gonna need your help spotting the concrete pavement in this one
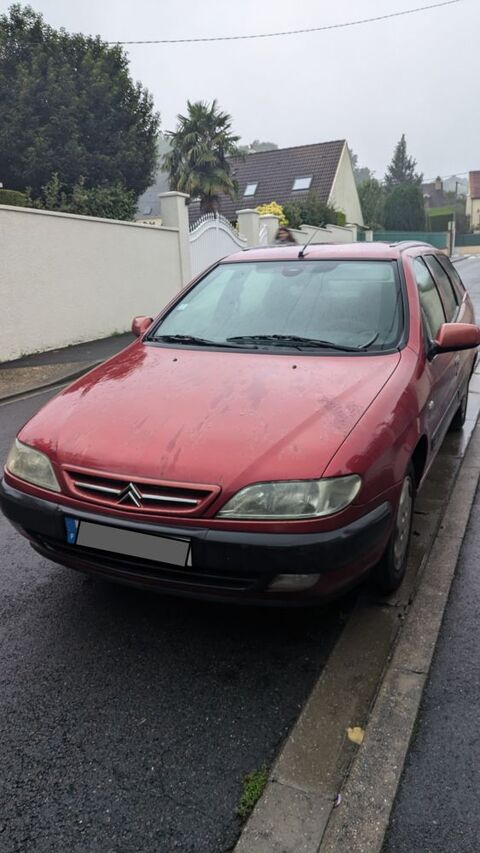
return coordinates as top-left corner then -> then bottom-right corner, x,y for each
384,482 -> 480,852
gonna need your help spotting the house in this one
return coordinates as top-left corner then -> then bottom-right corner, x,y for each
467,172 -> 480,232
137,139 -> 364,227
422,177 -> 446,209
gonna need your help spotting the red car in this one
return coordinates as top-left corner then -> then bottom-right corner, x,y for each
2,242 -> 479,604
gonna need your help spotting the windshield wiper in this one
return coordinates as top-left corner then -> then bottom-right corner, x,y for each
227,334 -> 379,352
150,334 -> 255,349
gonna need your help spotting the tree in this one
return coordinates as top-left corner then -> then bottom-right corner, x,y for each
0,5 -> 159,205
384,185 -> 426,230
164,99 -> 241,213
348,148 -> 373,186
238,139 -> 278,154
384,134 -> 423,191
358,178 -> 385,229
284,190 -> 340,229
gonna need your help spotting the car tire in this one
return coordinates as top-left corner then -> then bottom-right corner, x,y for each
373,463 -> 415,595
449,391 -> 468,432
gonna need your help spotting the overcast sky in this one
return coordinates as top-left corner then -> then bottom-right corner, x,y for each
11,0 -> 477,180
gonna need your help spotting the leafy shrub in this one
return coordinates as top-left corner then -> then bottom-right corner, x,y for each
0,188 -> 27,206
27,174 -> 136,221
255,201 -> 288,225
284,190 -> 339,229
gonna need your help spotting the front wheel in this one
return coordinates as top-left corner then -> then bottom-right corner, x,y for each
373,465 -> 415,594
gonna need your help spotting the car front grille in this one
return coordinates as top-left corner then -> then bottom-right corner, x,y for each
62,468 -> 219,517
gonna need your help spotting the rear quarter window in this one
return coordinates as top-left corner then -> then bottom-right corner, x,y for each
413,257 -> 445,339
424,255 -> 458,322
437,255 -> 467,302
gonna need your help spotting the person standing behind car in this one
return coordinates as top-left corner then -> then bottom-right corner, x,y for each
274,226 -> 297,245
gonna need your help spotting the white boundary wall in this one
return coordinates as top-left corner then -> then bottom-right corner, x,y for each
0,203 -> 185,363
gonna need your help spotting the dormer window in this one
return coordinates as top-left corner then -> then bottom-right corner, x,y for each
292,176 -> 312,191
244,182 -> 258,196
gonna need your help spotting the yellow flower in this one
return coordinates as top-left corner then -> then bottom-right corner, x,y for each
255,201 -> 288,226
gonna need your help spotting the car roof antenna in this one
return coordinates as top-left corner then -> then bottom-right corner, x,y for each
298,227 -> 323,258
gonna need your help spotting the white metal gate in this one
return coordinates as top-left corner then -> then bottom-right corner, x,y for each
189,213 -> 247,277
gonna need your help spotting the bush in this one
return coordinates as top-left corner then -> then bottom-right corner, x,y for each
284,190 -> 340,229
0,188 -> 27,206
255,201 -> 288,225
27,174 -> 136,221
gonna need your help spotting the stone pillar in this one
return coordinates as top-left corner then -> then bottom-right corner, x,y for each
236,209 -> 260,247
364,229 -> 374,242
159,191 -> 191,285
259,214 -> 280,244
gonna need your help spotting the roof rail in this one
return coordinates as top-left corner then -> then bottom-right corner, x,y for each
389,240 -> 436,251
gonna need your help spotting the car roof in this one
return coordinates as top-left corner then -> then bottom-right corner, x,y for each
220,241 -> 438,264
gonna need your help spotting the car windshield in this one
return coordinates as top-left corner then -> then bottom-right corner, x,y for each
150,260 -> 403,352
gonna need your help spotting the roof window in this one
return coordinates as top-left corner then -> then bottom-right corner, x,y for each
292,176 -> 312,191
244,182 -> 258,196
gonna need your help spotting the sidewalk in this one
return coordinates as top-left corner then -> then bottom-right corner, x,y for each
384,482 -> 480,852
0,333 -> 133,401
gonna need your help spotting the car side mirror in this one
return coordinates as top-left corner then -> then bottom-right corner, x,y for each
131,316 -> 153,338
430,322 -> 480,358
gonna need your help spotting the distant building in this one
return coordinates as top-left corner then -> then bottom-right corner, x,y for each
467,172 -> 480,232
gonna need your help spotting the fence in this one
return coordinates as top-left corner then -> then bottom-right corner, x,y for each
189,213 -> 247,277
370,231 -> 448,249
455,234 -> 480,247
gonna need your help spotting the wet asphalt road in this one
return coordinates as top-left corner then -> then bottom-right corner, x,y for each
0,391 -> 349,853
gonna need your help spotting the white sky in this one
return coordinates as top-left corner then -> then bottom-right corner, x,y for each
9,0 -> 478,180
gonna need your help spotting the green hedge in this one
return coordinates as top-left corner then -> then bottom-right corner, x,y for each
0,188 -> 27,207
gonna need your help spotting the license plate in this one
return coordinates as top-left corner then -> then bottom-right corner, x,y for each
65,518 -> 191,567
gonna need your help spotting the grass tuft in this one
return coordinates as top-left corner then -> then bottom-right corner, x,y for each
236,764 -> 269,821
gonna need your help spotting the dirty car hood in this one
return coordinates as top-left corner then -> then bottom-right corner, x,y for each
19,342 -> 401,488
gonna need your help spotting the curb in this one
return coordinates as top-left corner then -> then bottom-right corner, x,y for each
0,361 -> 100,405
234,408 -> 480,853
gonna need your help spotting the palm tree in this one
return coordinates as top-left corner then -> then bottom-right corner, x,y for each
163,100 -> 241,214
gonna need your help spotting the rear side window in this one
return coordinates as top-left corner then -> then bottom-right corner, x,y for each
424,255 -> 458,321
414,258 -> 445,338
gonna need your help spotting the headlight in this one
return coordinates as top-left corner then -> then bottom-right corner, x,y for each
6,439 -> 61,492
217,475 -> 362,520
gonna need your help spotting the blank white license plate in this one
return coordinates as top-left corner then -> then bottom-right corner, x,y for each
75,521 -> 191,567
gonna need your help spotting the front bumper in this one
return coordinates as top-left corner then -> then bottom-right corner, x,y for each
0,478 -> 392,604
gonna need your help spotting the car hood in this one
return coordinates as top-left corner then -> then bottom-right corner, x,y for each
19,342 -> 401,489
